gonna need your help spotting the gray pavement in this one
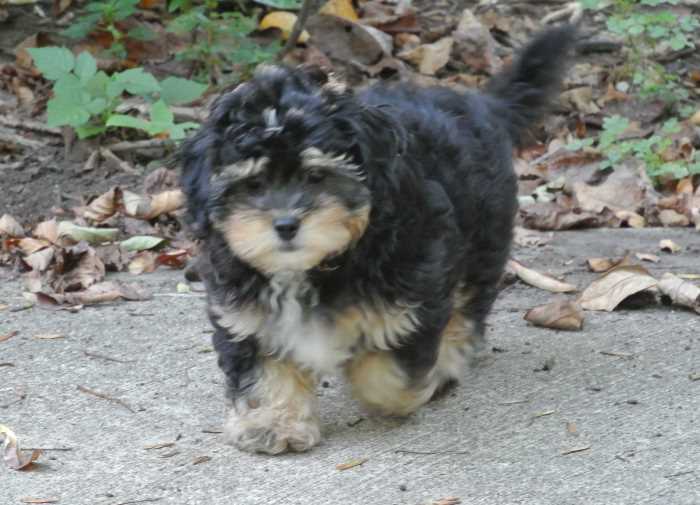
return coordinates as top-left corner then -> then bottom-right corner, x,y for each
1,228 -> 699,505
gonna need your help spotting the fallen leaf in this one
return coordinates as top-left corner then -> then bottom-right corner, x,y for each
320,0 -> 358,21
561,445 -> 590,455
0,214 -> 25,237
579,264 -> 658,311
33,334 -> 64,340
19,499 -> 59,504
120,235 -> 165,252
635,252 -> 660,263
431,498 -> 461,505
57,222 -> 120,245
689,373 -> 700,381
192,455 -> 211,465
176,282 -> 191,293
122,190 -> 185,220
128,251 -> 158,274
451,8 -> 501,74
22,269 -> 43,293
0,424 -> 42,470
518,202 -> 615,230
513,227 -> 553,247
398,36 -> 453,75
566,421 -> 578,435
658,209 -> 690,227
156,249 -> 189,269
17,237 -> 51,255
657,273 -> 700,314
336,457 -> 368,470
144,442 -> 175,450
143,167 -> 179,194
659,239 -> 681,253
0,331 -> 18,343
306,14 -> 392,66
23,247 -> 55,272
259,11 -> 310,43
39,281 -> 151,306
586,255 -> 631,273
81,187 -> 122,222
50,244 -> 105,292
33,219 -> 58,243
508,260 -> 577,293
95,244 -> 131,272
524,298 -> 584,331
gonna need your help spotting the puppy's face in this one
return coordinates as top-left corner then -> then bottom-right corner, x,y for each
209,147 -> 371,275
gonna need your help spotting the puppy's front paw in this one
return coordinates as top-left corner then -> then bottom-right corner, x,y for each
224,409 -> 321,455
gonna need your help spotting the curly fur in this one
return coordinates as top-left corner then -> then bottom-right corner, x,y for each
180,25 -> 576,454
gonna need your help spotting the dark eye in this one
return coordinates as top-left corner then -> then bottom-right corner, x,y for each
245,177 -> 264,191
307,171 -> 327,184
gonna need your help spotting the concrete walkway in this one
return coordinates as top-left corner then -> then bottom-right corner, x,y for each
1,228 -> 699,505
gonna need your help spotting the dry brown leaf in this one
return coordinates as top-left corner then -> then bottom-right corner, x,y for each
398,36 -> 453,75
524,298 -> 584,331
50,244 -> 105,293
614,210 -> 646,229
336,457 -> 368,470
18,237 -> 51,255
0,331 -> 18,343
579,264 -> 658,311
144,442 -> 175,450
560,87 -> 600,114
22,269 -> 43,293
659,239 -> 681,253
508,260 -> 577,293
259,11 -> 310,43
96,244 -> 131,272
82,187 -> 122,222
518,202 -> 615,230
431,498 -> 461,505
192,455 -> 212,465
156,249 -> 190,269
39,281 -> 151,306
635,252 -> 660,263
1,424 -> 42,470
0,214 -> 25,237
33,219 -> 58,243
23,247 -> 55,272
451,8 -> 501,74
143,167 -> 179,195
658,209 -> 690,227
513,227 -> 553,247
20,499 -> 59,504
566,421 -> 578,435
128,251 -> 158,274
122,190 -> 184,220
306,14 -> 392,66
586,255 -> 630,273
657,273 -> 700,314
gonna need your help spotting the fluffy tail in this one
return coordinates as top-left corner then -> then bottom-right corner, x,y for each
485,25 -> 577,145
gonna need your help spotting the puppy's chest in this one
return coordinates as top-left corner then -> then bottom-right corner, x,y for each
215,275 -> 418,375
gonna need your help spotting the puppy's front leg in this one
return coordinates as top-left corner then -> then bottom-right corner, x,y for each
212,326 -> 321,454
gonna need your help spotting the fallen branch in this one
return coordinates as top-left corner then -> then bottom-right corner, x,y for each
0,116 -> 62,136
279,0 -> 324,58
107,139 -> 174,154
100,148 -> 141,175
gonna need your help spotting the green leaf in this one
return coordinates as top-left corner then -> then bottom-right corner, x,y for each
106,114 -> 151,131
85,71 -> 111,98
120,235 -> 165,251
75,124 -> 107,139
251,0 -> 301,9
47,98 -> 91,128
167,10 -> 203,34
113,68 -> 161,96
159,77 -> 207,105
168,0 -> 190,12
74,52 -> 98,83
27,47 -> 75,80
127,25 -> 157,41
149,99 -> 173,124
86,97 -> 109,115
61,14 -> 101,39
57,222 -> 120,243
662,118 -> 681,134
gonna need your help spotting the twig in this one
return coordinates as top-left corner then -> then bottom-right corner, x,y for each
115,499 -> 163,505
99,148 -> 141,175
107,139 -> 174,154
278,0 -> 323,59
77,385 -> 136,413
664,470 -> 695,479
599,351 -> 634,359
83,350 -> 134,363
0,116 -> 62,136
0,130 -> 46,150
24,447 -> 73,452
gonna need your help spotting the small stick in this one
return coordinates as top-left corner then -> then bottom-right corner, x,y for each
278,0 -> 323,59
0,116 -> 62,136
116,499 -> 163,505
24,447 -> 73,452
99,148 -> 141,175
107,139 -> 174,153
77,385 -> 135,413
395,450 -> 470,455
83,350 -> 133,363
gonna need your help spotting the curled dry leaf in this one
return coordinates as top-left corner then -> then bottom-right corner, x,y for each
259,11 -> 310,43
82,187 -> 122,222
659,239 -> 681,253
23,247 -> 55,272
586,255 -> 630,273
0,214 -> 25,237
1,424 -> 42,470
508,260 -> 577,293
524,298 -> 584,331
658,209 -> 690,227
398,36 -> 454,75
156,249 -> 189,269
657,273 -> 700,314
306,14 -> 392,66
18,237 -> 51,255
120,235 -> 165,252
579,264 -> 658,311
128,251 -> 158,274
319,0 -> 358,21
122,190 -> 185,220
33,219 -> 58,243
39,281 -> 151,306
635,252 -> 660,263
336,457 -> 368,470
51,244 -> 106,293
431,498 -> 461,505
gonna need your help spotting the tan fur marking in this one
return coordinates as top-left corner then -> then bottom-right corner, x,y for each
224,359 -> 320,454
220,157 -> 269,180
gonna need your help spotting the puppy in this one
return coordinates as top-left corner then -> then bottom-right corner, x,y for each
181,25 -> 576,454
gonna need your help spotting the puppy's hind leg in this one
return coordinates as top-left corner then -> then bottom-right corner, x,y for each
212,326 -> 321,454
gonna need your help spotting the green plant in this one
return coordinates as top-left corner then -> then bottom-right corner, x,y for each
28,47 -> 206,140
167,3 -> 280,84
61,0 -> 155,59
582,0 -> 699,104
568,115 -> 700,182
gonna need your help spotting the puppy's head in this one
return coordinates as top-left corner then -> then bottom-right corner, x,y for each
181,65 -> 400,275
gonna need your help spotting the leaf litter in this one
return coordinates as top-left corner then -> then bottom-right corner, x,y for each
1,424 -> 42,470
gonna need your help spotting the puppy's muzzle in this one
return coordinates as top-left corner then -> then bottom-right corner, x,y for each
273,216 -> 300,241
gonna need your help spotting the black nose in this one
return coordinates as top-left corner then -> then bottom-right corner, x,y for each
273,216 -> 300,241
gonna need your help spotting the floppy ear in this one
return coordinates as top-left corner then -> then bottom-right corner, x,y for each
180,126 -> 220,238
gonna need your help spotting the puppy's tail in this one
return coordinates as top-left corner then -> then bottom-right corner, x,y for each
485,25 -> 577,145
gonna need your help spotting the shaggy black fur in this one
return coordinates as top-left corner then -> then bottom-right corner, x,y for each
181,25 -> 576,419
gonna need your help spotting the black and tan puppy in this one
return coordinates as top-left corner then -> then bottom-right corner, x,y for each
181,25 -> 576,454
